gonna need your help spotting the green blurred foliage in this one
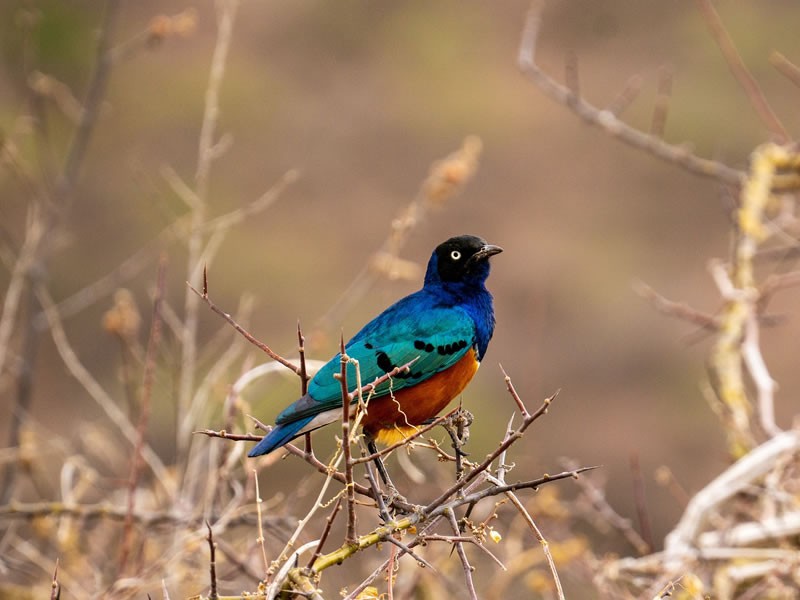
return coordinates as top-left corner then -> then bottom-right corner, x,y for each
1,1 -> 96,85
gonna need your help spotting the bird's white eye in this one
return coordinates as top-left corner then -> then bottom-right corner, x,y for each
450,250 -> 462,261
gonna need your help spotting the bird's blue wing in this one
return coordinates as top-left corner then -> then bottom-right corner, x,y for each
274,297 -> 476,426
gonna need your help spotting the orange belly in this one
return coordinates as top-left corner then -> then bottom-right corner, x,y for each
361,348 -> 479,445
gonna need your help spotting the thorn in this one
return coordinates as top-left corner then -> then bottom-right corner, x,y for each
50,558 -> 60,600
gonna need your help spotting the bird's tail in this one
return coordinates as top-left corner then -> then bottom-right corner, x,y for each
247,417 -> 313,457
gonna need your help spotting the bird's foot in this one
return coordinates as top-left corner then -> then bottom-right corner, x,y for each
383,484 -> 408,508
375,486 -> 417,523
441,407 -> 474,481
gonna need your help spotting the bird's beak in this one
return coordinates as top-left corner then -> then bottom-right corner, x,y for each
469,244 -> 503,264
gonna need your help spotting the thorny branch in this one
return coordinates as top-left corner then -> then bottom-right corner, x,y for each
189,267 -> 302,375
206,522 -> 218,600
339,341 -> 358,546
0,499 -> 287,530
446,507 -> 478,600
50,558 -> 60,600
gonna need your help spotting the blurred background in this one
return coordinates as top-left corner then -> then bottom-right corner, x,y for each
2,0 -> 800,597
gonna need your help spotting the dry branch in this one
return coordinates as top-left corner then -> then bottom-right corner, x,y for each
517,0 -> 745,186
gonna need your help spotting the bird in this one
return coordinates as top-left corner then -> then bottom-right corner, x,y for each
248,234 -> 502,460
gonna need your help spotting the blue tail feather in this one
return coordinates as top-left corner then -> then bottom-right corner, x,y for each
248,417 -> 313,457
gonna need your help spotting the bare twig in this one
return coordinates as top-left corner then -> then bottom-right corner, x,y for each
297,321 -> 314,455
0,499 -> 287,530
189,268 -> 302,375
606,74 -> 645,117
253,469 -> 270,577
59,0 -> 121,191
306,495 -> 344,570
287,569 -> 326,600
650,65 -> 673,138
202,426 -> 376,498
564,49 -> 580,99
118,256 -> 166,575
489,473 -> 565,600
387,543 -> 396,600
0,208 -> 45,504
360,440 -> 393,523
385,535 -> 436,570
339,340 -> 358,545
491,425 -> 564,598
694,0 -> 789,142
298,321 -> 310,395
206,521 -> 219,600
343,557 -> 392,600
0,207 -> 45,381
629,452 -> 654,554
742,312 -> 780,437
215,537 -> 263,582
267,454 -> 346,590
770,51 -> 800,88
499,364 -> 529,417
50,558 -> 60,600
36,168 -> 295,328
634,281 -> 718,332
35,286 -> 173,497
562,457 -> 649,555
446,508 -> 478,600
758,270 -> 800,311
196,430 -> 264,443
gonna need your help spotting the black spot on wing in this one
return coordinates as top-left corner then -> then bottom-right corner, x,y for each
376,349 -> 417,380
437,340 -> 469,356
376,351 -> 393,373
414,340 -> 435,353
364,342 -> 374,349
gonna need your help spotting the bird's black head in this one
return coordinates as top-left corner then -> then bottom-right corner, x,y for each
424,235 -> 503,286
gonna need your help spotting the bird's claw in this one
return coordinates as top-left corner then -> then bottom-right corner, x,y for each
384,485 -> 408,507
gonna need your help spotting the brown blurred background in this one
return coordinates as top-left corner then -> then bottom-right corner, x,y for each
2,0 -> 800,594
